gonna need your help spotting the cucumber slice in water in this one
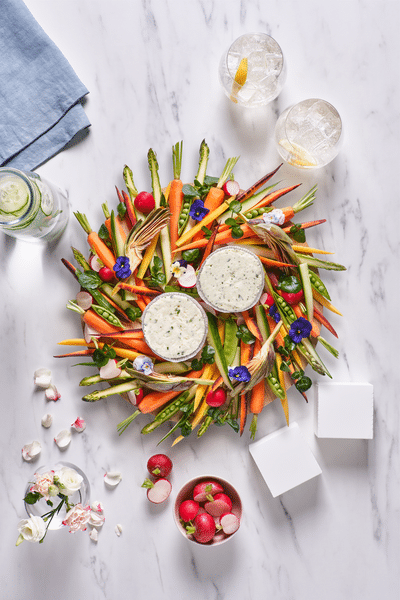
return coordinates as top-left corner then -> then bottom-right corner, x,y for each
34,179 -> 53,216
0,177 -> 30,215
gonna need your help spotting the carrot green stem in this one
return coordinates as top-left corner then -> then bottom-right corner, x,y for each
292,185 -> 317,213
217,156 -> 240,188
73,211 -> 92,234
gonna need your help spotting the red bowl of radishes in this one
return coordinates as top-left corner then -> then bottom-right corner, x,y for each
174,475 -> 242,546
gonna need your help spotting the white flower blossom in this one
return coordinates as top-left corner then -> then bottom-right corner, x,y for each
54,466 -> 83,496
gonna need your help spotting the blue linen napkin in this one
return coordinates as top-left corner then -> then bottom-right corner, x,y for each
0,0 -> 90,170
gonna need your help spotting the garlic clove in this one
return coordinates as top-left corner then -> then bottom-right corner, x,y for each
34,368 -> 52,389
54,429 -> 72,449
22,440 -> 41,462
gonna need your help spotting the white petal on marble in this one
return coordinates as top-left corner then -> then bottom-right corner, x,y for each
104,471 -> 122,487
53,429 -> 72,449
41,413 -> 53,428
21,441 -> 41,462
33,368 -> 52,388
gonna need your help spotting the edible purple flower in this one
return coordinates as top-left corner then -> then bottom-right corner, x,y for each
113,256 -> 132,279
189,199 -> 209,221
228,366 -> 251,383
289,317 -> 312,344
268,304 -> 281,323
133,355 -> 154,375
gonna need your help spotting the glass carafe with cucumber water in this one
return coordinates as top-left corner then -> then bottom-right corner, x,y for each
0,168 -> 69,241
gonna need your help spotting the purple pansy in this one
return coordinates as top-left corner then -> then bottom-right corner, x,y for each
289,317 -> 312,344
228,366 -> 251,383
268,303 -> 281,323
113,256 -> 132,279
189,199 -> 209,221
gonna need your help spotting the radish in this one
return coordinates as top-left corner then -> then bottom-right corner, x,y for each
99,266 -> 114,282
204,492 -> 232,517
76,291 -> 93,310
179,499 -> 200,522
134,191 -> 155,214
206,388 -> 226,408
222,180 -> 240,197
147,454 -> 173,478
89,254 -> 103,272
193,480 -> 223,503
99,359 -> 122,379
142,478 -> 172,504
189,513 -> 216,544
177,264 -> 197,288
220,512 -> 240,535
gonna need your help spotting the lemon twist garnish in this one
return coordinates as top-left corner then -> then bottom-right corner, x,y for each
230,57 -> 248,103
279,140 -> 318,168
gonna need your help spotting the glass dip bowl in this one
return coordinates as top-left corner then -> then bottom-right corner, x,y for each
196,246 -> 265,313
142,292 -> 208,362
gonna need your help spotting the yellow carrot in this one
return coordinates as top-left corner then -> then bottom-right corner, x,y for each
175,201 -> 230,247
292,245 -> 333,255
137,232 -> 160,279
276,353 -> 289,426
312,288 -> 343,316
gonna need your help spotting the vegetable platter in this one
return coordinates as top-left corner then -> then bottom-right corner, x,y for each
57,140 -> 345,443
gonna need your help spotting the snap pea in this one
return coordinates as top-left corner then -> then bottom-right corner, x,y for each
197,414 -> 213,437
140,388 -> 195,434
90,289 -> 117,313
91,304 -> 123,328
178,197 -> 195,235
244,206 -> 272,219
309,271 -> 331,300
266,370 -> 286,400
273,293 -> 297,324
223,318 -> 239,365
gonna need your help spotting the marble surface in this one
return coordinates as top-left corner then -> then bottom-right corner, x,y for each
1,1 -> 399,598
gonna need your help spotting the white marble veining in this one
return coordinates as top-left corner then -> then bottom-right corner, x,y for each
1,0 -> 399,598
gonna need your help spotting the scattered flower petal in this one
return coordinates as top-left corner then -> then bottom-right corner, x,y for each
45,384 -> 61,402
133,355 -> 154,375
71,417 -> 86,433
104,471 -> 122,487
34,368 -> 52,389
89,528 -> 99,542
115,524 -> 123,537
41,413 -> 53,428
91,501 -> 105,514
22,441 -> 41,462
89,511 -> 105,528
54,429 -> 72,449
99,359 -> 122,380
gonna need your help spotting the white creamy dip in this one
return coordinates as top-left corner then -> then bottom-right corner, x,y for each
142,293 -> 207,361
197,246 -> 264,312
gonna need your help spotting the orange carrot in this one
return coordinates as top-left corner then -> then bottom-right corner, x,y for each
242,310 -> 262,341
173,223 -> 255,253
199,223 -> 220,267
312,305 -> 338,338
266,315 -> 286,349
83,309 -> 123,335
258,255 -> 296,269
239,392 -> 248,436
169,180 -> 183,251
250,379 -> 265,415
204,186 -> 225,213
74,212 -> 116,271
54,349 -> 95,358
91,329 -> 144,340
114,282 -> 161,296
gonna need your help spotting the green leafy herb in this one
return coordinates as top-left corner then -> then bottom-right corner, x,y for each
98,223 -> 110,240
182,184 -> 199,198
190,358 -> 203,371
201,226 -> 213,239
290,224 -> 306,243
125,307 -> 142,321
236,324 -> 256,344
117,202 -> 127,218
150,256 -> 166,286
295,375 -> 312,392
201,344 -> 215,364
92,344 -> 116,369
76,270 -> 102,291
182,248 -> 201,263
228,200 -> 242,214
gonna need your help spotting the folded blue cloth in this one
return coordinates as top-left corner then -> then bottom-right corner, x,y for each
0,0 -> 90,170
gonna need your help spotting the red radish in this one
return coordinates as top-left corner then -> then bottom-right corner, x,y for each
220,512 -> 240,535
99,266 -> 115,282
281,290 -> 304,305
204,492 -> 232,517
99,358 -> 122,379
260,292 -> 274,307
147,454 -> 173,478
206,388 -> 226,408
134,191 -> 155,214
177,264 -> 197,288
89,254 -> 103,272
193,480 -> 223,503
190,513 -> 216,544
222,180 -> 240,197
126,387 -> 144,405
143,478 -> 172,504
179,499 -> 200,522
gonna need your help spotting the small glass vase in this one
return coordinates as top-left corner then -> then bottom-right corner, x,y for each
24,462 -> 90,530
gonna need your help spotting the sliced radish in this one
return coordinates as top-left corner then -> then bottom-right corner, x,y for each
99,359 -> 122,379
222,180 -> 240,197
84,323 -> 99,344
126,388 -> 144,405
89,254 -> 103,272
204,493 -> 232,517
76,291 -> 93,310
193,480 -> 224,503
178,264 -> 197,288
146,478 -> 172,504
220,512 -> 240,535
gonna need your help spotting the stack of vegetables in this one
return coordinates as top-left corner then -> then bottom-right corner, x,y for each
57,140 -> 345,442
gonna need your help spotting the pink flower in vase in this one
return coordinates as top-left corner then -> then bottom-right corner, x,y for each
62,503 -> 91,533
